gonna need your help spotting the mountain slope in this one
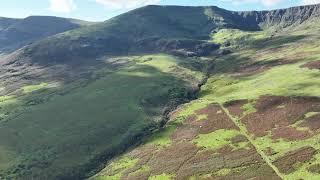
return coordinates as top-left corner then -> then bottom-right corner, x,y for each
12,4 -> 320,63
0,4 -> 319,180
0,16 -> 92,52
0,17 -> 20,30
93,12 -> 320,180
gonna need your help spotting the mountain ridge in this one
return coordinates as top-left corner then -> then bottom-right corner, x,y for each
13,3 -> 320,65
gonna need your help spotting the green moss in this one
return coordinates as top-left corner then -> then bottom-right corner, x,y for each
149,173 -> 174,180
193,129 -> 241,150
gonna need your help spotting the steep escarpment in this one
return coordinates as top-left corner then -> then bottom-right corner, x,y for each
259,3 -> 320,28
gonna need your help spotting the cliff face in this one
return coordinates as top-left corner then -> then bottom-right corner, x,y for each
236,4 -> 320,29
262,4 -> 320,28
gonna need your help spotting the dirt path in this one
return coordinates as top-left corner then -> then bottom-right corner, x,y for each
220,104 -> 285,179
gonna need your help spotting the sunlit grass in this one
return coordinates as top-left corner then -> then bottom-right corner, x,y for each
193,129 -> 241,150
22,83 -> 49,93
145,125 -> 176,147
201,62 -> 320,103
148,173 -> 174,180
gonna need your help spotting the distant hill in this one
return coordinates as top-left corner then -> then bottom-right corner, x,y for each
18,4 -> 320,64
0,16 -> 92,52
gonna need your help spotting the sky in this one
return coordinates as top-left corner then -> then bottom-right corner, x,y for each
0,0 -> 320,22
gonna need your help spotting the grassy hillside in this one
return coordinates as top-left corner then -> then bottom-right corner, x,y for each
92,14 -> 320,180
0,54 -> 209,179
0,4 -> 320,180
0,16 -> 91,52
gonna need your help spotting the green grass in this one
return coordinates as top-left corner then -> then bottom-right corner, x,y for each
201,62 -> 320,103
0,54 -> 205,179
193,129 -> 241,150
22,83 -> 49,93
145,125 -> 176,147
128,165 -> 151,177
196,114 -> 208,121
214,168 -> 232,176
211,29 -> 269,48
110,156 -> 138,172
305,112 -> 320,118
149,173 -> 174,180
253,132 -> 320,161
172,100 -> 211,124
3,8 -> 320,180
93,156 -> 139,180
241,101 -> 257,115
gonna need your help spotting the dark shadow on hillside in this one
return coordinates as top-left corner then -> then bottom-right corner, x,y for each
0,64 -> 199,180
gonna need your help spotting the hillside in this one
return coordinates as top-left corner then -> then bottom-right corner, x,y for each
0,16 -> 92,52
0,4 -> 320,180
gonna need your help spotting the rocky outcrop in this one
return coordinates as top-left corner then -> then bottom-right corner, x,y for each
236,4 -> 320,29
